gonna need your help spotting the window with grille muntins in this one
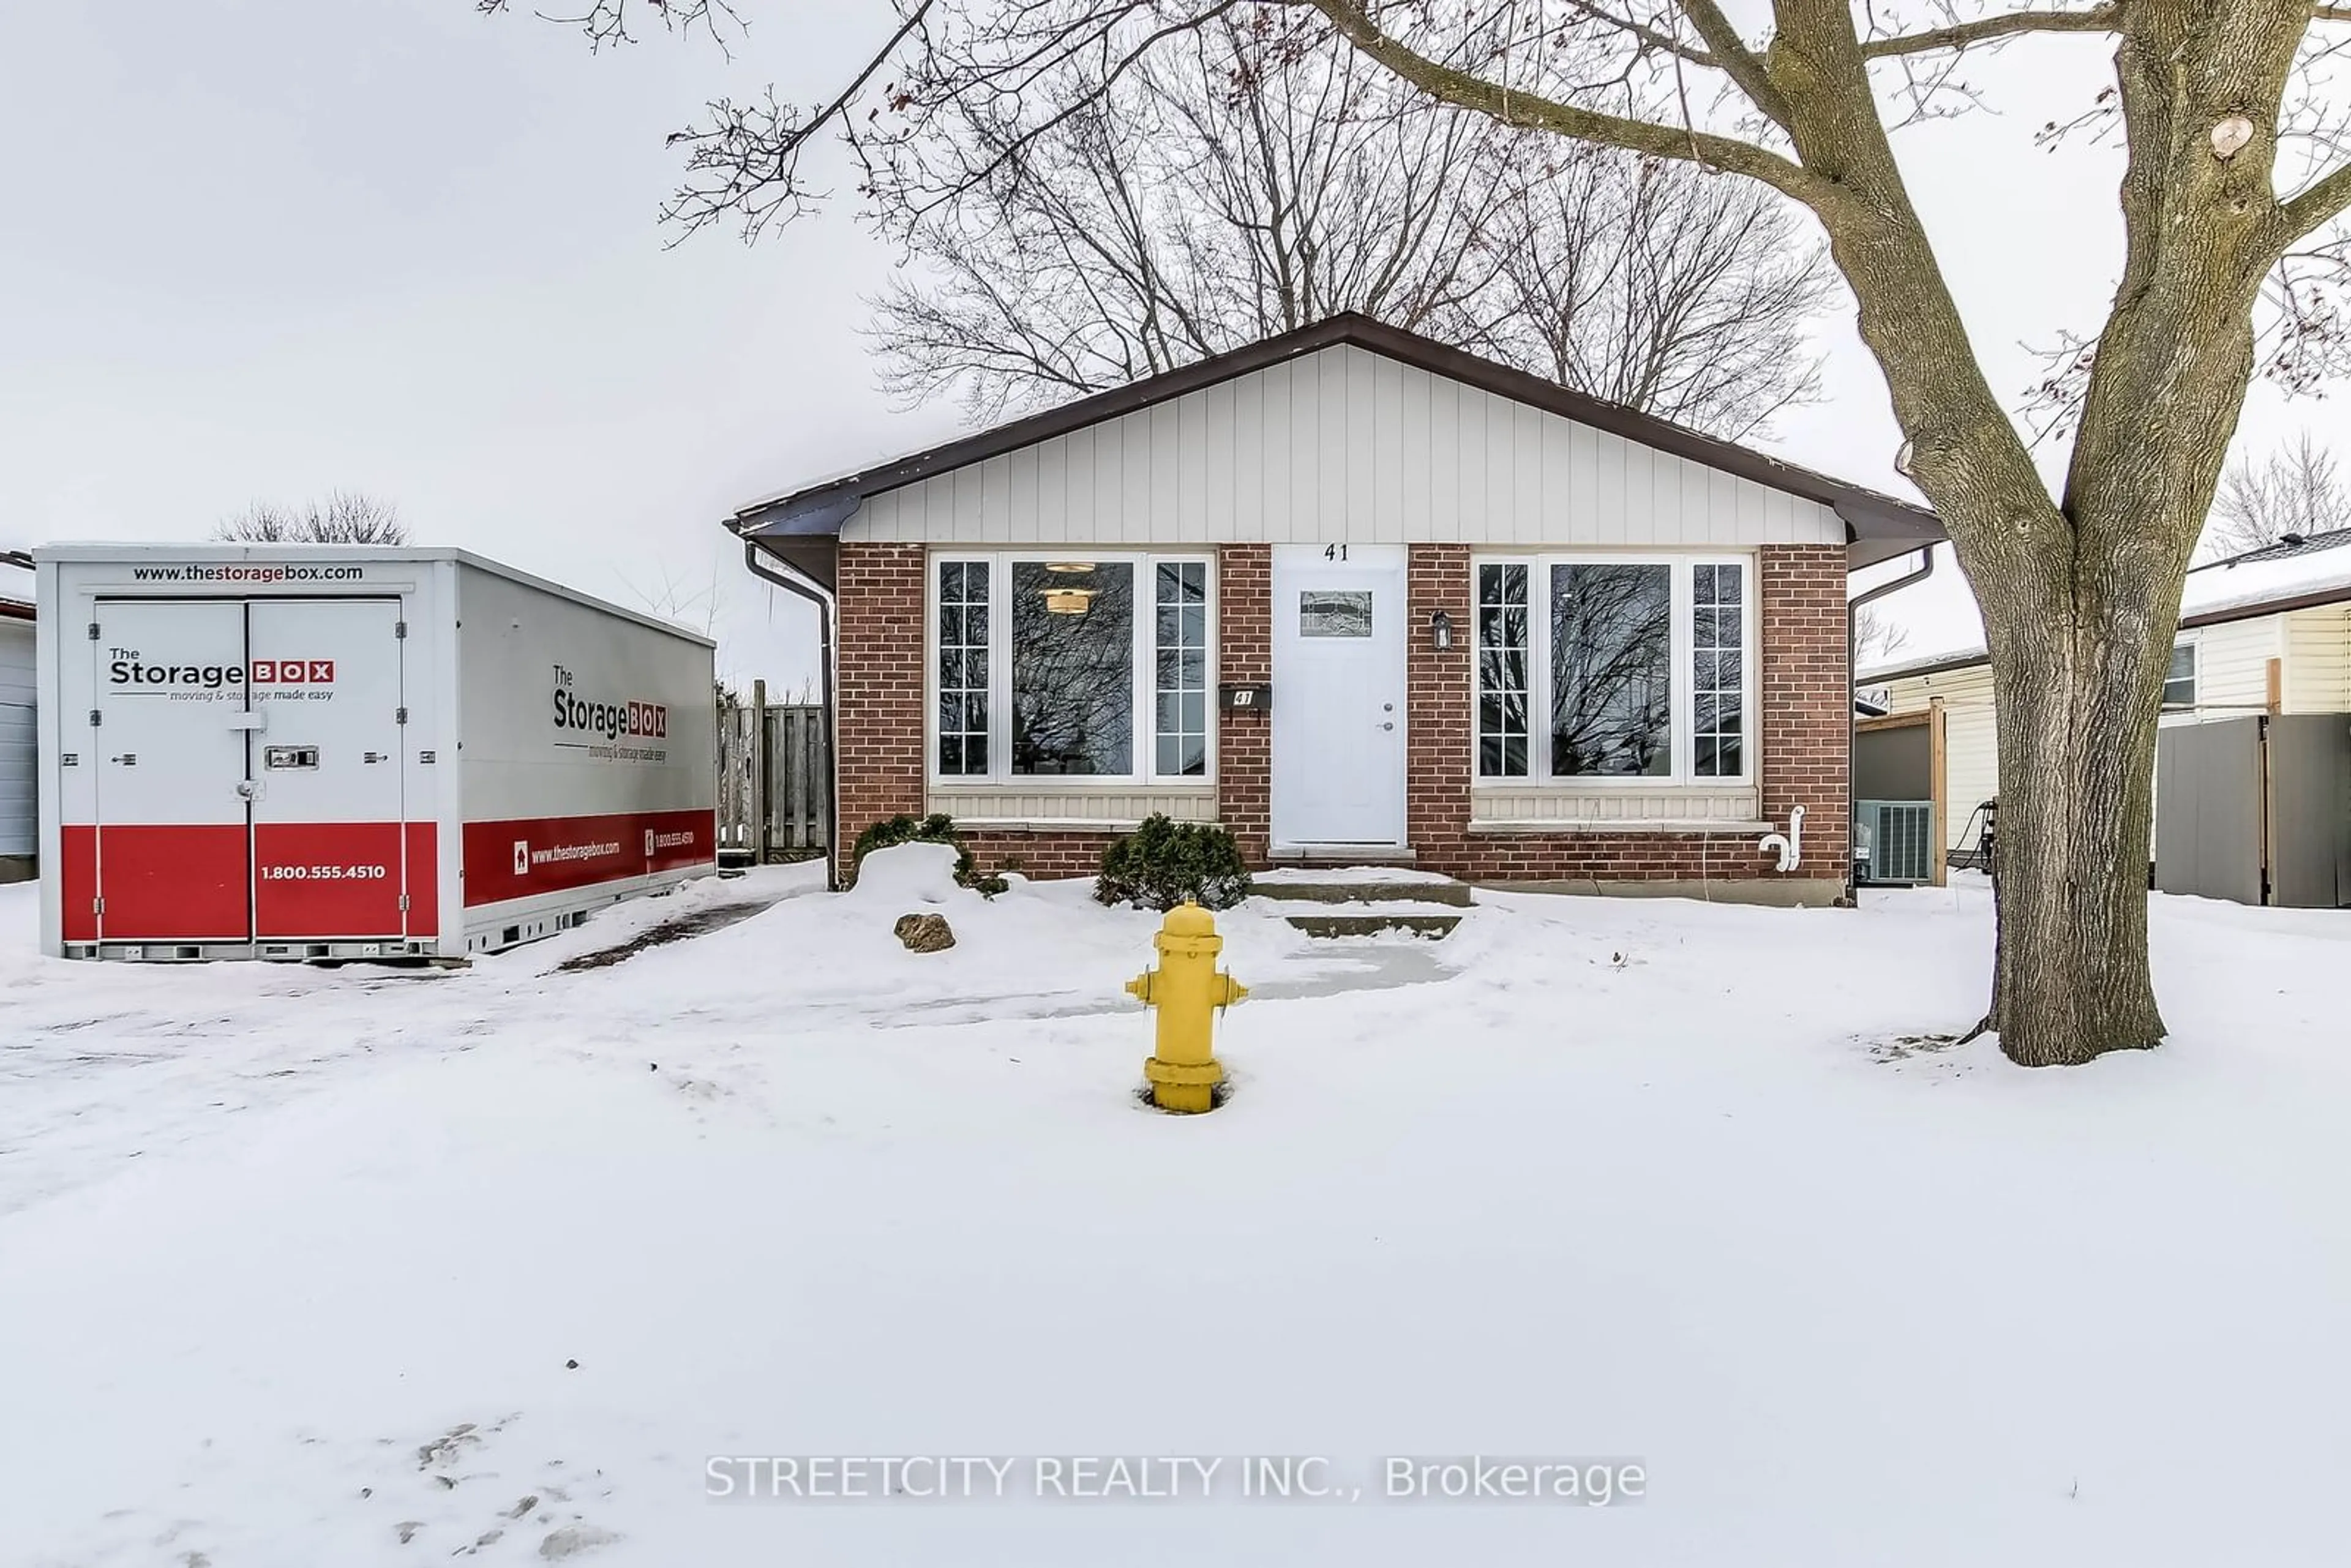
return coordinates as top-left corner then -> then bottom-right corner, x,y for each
1690,563 -> 1746,778
929,552 -> 1213,785
936,560 -> 990,776
1477,563 -> 1530,777
1469,554 -> 1754,786
1156,562 -> 1210,776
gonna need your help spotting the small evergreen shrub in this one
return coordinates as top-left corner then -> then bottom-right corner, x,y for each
1095,814 -> 1253,912
851,812 -> 1007,896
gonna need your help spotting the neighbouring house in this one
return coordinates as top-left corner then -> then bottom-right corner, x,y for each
730,315 -> 1944,905
1863,527 -> 2351,906
1,553 -> 34,883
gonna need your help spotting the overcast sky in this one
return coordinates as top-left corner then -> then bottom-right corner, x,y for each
1,2 -> 2334,688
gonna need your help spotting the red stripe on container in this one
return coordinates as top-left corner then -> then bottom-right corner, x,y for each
460,809 -> 715,908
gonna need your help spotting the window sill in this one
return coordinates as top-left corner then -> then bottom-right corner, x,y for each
929,779 -> 1217,792
947,818 -> 1147,834
926,783 -> 1220,830
1471,780 -> 1757,792
1468,819 -> 1772,836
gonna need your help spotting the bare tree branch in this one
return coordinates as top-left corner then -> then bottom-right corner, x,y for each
661,1 -> 937,241
2276,158 -> 2351,244
214,492 -> 407,546
872,24 -> 1832,436
2204,432 -> 2351,558
1670,0 -> 1793,124
1297,0 -> 1834,204
1858,4 -> 2121,60
475,0 -> 744,55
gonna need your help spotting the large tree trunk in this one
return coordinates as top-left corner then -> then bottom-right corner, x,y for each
1979,569 -> 2176,1067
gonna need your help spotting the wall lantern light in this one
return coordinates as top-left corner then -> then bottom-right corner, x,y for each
1430,609 -> 1455,651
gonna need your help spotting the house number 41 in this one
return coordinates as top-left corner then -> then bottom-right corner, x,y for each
1322,544 -> 1348,561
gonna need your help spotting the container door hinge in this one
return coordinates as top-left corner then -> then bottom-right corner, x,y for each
395,620 -> 408,639
88,621 -> 100,640
398,893 -> 410,912
396,707 -> 408,725
88,708 -> 101,727
92,896 -> 105,915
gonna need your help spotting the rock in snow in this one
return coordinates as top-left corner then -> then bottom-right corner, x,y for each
538,1524 -> 621,1559
893,912 -> 956,953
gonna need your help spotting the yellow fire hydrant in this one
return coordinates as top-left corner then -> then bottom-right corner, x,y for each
1126,901 -> 1248,1112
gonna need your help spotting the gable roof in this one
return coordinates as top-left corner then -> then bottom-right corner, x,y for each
729,313 -> 1942,563
1862,527 -> 2351,683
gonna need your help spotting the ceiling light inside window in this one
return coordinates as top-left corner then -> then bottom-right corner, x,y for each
1045,561 -> 1096,574
1042,586 -> 1098,615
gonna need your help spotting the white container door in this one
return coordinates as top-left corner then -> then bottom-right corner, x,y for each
88,599 -> 257,942
246,598 -> 413,942
1270,545 -> 1409,848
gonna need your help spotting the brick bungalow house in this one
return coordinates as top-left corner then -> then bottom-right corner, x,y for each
730,315 -> 1941,905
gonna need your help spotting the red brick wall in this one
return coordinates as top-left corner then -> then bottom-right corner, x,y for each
831,540 -> 1849,892
1407,546 -> 1475,857
1216,544 -> 1273,866
1401,542 -> 1850,887
1758,544 -> 1852,883
957,830 -> 1122,880
833,542 -> 927,885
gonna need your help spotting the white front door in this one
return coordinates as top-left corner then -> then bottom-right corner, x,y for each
1271,545 -> 1408,847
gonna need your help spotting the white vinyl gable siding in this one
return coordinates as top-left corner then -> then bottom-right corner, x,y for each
2170,618 -> 2283,720
0,618 -> 35,857
846,345 -> 1847,549
2282,604 -> 2351,711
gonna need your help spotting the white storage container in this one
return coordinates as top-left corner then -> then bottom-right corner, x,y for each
33,545 -> 716,960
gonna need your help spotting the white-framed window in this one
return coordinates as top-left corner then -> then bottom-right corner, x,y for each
1474,553 -> 1757,784
2162,639 -> 2197,711
929,550 -> 1215,785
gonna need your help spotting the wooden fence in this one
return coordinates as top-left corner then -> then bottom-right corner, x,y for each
718,696 -> 828,860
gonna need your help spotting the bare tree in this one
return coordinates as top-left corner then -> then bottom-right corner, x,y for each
214,491 -> 407,545
1854,606 -> 1911,673
2205,432 -> 2351,559
869,20 -> 1832,436
497,0 -> 2351,1068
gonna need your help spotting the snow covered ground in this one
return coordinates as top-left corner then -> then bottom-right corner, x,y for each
4,857 -> 2349,1566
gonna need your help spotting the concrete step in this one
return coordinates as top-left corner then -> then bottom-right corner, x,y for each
1254,878 -> 1475,907
1283,910 -> 1464,940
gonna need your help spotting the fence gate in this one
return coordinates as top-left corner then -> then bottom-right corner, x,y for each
716,699 -> 828,862
2157,713 -> 2351,909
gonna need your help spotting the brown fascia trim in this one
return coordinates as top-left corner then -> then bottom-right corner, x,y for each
729,313 -> 1944,551
1859,579 -> 2351,687
2180,582 -> 2351,629
0,599 -> 34,622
